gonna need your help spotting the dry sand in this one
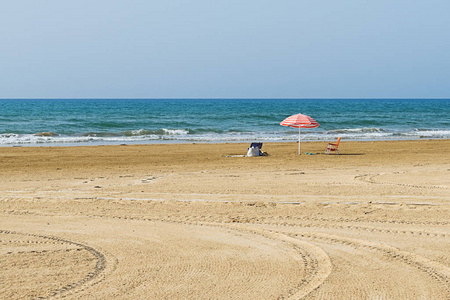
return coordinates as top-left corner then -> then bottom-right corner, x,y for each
0,140 -> 449,299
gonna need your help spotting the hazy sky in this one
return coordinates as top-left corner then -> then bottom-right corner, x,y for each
1,1 -> 449,98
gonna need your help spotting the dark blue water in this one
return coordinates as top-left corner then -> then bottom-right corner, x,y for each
0,99 -> 448,146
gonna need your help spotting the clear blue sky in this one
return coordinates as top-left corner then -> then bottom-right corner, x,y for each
1,1 -> 449,99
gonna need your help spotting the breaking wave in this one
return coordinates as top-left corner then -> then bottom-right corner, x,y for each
1,127 -> 449,147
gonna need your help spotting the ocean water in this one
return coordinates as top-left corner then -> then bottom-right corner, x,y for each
0,99 -> 449,146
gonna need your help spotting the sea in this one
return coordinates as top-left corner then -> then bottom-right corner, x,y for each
0,99 -> 449,147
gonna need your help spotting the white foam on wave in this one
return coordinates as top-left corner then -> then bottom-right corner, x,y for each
161,128 -> 189,135
0,133 -> 159,146
401,129 -> 450,138
129,129 -> 150,136
1,127 -> 449,147
327,127 -> 386,134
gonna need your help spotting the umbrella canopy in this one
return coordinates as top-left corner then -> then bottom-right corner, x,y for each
280,113 -> 319,155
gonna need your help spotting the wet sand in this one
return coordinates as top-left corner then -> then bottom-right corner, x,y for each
1,140 -> 449,299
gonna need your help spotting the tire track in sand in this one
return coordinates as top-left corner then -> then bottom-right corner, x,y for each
73,212 -> 450,298
355,172 -> 448,190
2,203 -> 448,299
282,230 -> 450,296
219,224 -> 333,299
0,230 -> 115,299
71,213 -> 333,299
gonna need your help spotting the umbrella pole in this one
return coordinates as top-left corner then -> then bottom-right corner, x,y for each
298,127 -> 301,155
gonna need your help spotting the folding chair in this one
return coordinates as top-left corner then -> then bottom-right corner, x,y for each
325,137 -> 341,155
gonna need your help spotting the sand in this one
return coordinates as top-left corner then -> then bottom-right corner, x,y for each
0,140 -> 449,299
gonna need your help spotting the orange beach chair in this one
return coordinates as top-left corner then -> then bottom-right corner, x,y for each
325,137 -> 341,155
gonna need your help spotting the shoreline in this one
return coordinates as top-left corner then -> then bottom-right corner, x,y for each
1,136 -> 449,148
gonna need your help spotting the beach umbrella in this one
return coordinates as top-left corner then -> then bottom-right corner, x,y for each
280,113 -> 319,155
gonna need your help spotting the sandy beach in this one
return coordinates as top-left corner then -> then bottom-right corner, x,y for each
1,139 -> 449,299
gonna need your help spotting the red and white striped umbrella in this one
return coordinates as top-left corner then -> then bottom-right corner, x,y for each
280,113 -> 319,155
